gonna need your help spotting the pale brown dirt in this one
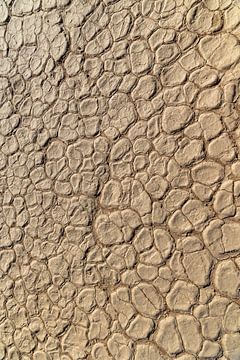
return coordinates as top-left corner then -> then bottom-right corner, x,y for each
0,0 -> 240,359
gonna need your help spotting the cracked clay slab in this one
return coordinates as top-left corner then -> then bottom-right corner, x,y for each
0,0 -> 240,359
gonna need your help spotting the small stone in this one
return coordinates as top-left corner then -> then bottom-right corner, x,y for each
0,58 -> 12,76
199,33 -> 240,70
139,247 -> 162,267
199,112 -> 223,140
180,49 -> 205,71
0,0 -> 8,22
196,87 -> 222,110
97,72 -> 121,97
12,0 -> 36,15
155,43 -> 180,67
222,333 -> 240,360
190,66 -> 219,88
107,333 -> 132,360
168,210 -> 193,234
145,175 -> 168,199
175,139 -> 204,166
134,343 -> 163,360
132,75 -> 156,100
223,302 -> 240,333
100,180 -> 122,209
178,29 -> 197,51
155,316 -> 183,356
186,3 -> 222,34
132,282 -> 164,318
14,327 -> 36,353
224,6 -> 240,30
213,190 -> 235,218
130,40 -> 153,75
131,180 -> 152,216
85,30 -> 112,56
177,314 -> 202,354
166,280 -> 199,312
214,259 -> 240,298
126,315 -> 154,339
162,105 -> 193,134
111,287 -> 135,328
95,215 -> 124,246
62,325 -> 88,359
192,183 -> 213,202
177,235 -> 203,253
109,10 -> 132,41
88,309 -> 110,340
154,228 -> 173,259
47,140 -> 65,160
0,342 -> 5,360
161,62 -> 187,86
176,355 -> 195,360
91,343 -> 112,360
153,133 -> 177,156
164,189 -> 189,212
201,317 -> 221,340
133,228 -> 153,253
199,340 -> 221,358
50,32 -> 68,61
0,249 -> 15,272
208,133 -> 235,163
182,199 -> 212,230
192,161 -> 224,185
48,254 -> 69,282
183,250 -> 213,286
137,263 -> 158,281
149,28 -> 172,51
109,93 -> 136,134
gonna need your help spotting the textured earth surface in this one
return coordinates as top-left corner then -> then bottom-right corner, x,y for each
0,0 -> 240,359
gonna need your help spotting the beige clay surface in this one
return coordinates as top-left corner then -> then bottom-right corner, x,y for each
0,0 -> 240,359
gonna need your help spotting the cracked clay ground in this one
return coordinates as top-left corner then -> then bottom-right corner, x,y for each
0,0 -> 240,359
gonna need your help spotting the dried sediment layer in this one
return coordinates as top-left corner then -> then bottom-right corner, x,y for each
0,0 -> 240,359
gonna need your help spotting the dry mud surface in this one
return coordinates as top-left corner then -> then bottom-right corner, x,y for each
0,0 -> 240,359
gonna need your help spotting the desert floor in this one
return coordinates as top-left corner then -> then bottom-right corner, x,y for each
0,0 -> 240,359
